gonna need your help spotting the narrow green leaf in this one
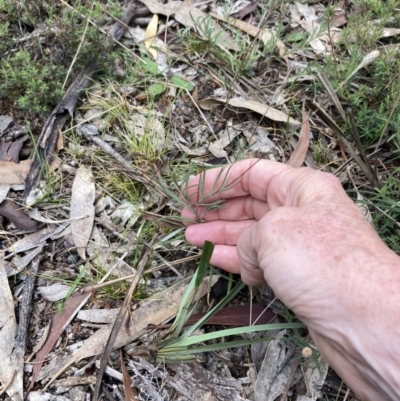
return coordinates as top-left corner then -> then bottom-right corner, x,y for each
177,322 -> 305,347
195,241 -> 214,288
170,75 -> 194,91
161,338 -> 271,357
167,280 -> 245,347
57,264 -> 88,313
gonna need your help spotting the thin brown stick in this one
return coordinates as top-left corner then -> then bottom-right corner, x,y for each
93,239 -> 154,400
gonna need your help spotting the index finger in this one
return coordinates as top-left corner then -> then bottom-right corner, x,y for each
182,158 -> 345,209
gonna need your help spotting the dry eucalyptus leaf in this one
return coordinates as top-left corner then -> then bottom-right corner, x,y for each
199,97 -> 301,125
295,2 -> 318,22
6,224 -> 67,255
38,283 -> 72,302
208,124 -> 240,158
139,0 -> 239,51
211,12 -> 287,58
43,275 -> 218,386
0,199 -> 38,231
288,109 -> 310,167
120,350 -> 140,401
0,253 -> 23,401
70,166 -> 95,260
5,245 -> 44,277
78,308 -> 120,324
144,13 -> 158,60
0,160 -> 31,185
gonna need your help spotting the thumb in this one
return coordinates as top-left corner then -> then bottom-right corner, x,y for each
237,224 -> 266,287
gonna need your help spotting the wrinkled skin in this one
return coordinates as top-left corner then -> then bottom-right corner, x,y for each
181,159 -> 400,401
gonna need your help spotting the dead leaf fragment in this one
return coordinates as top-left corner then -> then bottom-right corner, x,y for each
288,108 -> 310,167
38,283 -> 72,302
0,199 -> 38,231
70,166 -> 95,260
199,97 -> 301,125
0,160 -> 31,185
77,308 -> 119,324
139,0 -> 239,51
121,350 -> 139,401
144,13 -> 158,60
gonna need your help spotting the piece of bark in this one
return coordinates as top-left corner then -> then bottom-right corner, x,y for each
70,166 -> 95,260
12,255 -> 43,400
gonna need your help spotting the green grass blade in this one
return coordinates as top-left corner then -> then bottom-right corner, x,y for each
159,338 -> 272,358
169,241 -> 214,337
176,322 -> 305,347
167,280 -> 245,347
195,241 -> 214,287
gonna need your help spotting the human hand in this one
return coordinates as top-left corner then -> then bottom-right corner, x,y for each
181,159 -> 400,401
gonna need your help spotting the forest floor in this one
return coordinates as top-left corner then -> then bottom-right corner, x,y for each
1,0 -> 400,400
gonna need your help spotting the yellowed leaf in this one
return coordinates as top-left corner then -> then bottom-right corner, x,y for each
199,97 -> 301,125
144,13 -> 158,60
0,159 -> 31,185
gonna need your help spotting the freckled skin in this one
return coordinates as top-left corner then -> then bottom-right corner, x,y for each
182,159 -> 400,401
